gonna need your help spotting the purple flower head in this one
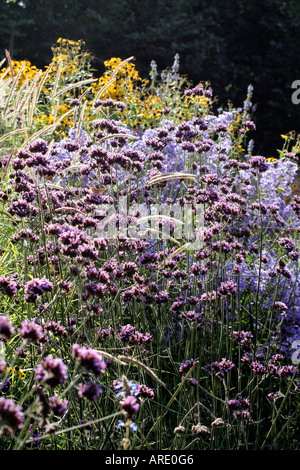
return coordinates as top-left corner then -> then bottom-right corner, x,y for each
120,395 -> 140,418
268,391 -> 285,401
218,280 -> 238,297
12,228 -> 39,244
79,244 -> 98,260
242,120 -> 256,131
24,278 -> 53,303
83,282 -> 107,299
0,276 -> 18,297
179,359 -> 197,374
118,324 -> 152,345
181,311 -> 203,323
278,365 -> 299,378
278,237 -> 296,252
120,262 -> 138,276
8,199 -> 38,218
63,141 -> 80,152
0,315 -> 14,339
35,356 -> 68,388
250,361 -> 268,376
69,98 -> 80,107
273,301 -> 288,312
233,410 -> 251,421
206,357 -> 235,378
72,344 -> 107,375
227,399 -> 242,410
97,327 -> 113,342
50,395 -> 68,416
0,397 -> 25,435
28,139 -> 48,154
42,320 -> 67,338
227,394 -> 250,410
232,330 -> 254,350
19,320 -> 44,344
154,291 -> 170,303
269,354 -> 284,364
1,378 -> 10,393
249,155 -> 268,173
78,382 -> 103,401
136,384 -> 155,399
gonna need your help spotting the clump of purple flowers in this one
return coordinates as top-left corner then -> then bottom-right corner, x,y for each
117,324 -> 153,345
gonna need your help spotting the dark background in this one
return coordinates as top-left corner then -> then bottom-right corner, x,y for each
1,0 -> 300,157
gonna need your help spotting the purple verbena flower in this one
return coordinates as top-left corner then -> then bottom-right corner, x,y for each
35,356 -> 68,387
120,395 -> 140,418
0,315 -> 14,339
0,277 -> 18,297
24,278 -> 53,303
72,344 -> 107,375
78,382 -> 103,401
0,397 -> 24,435
49,395 -> 68,416
205,357 -> 235,378
19,320 -> 44,343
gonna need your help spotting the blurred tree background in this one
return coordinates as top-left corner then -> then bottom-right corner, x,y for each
1,0 -> 300,156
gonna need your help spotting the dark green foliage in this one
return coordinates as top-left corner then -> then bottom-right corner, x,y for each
0,0 -> 300,156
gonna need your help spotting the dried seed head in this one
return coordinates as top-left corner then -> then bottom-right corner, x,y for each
191,423 -> 210,436
174,425 -> 186,435
211,417 -> 225,427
